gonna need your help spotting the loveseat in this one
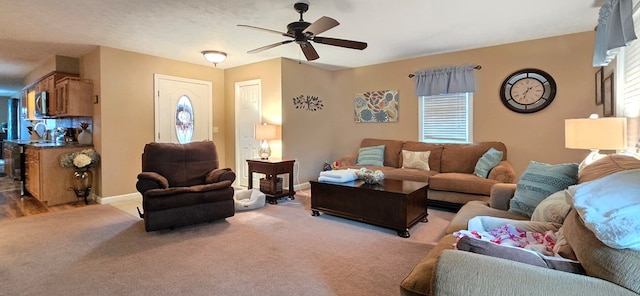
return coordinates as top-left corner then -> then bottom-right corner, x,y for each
400,154 -> 640,296
336,138 -> 516,210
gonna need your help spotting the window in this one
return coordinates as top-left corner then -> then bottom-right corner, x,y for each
618,0 -> 640,151
419,93 -> 473,143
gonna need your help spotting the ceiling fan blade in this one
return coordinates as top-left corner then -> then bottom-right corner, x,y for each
312,36 -> 368,50
237,24 -> 293,38
300,43 -> 319,61
247,40 -> 294,54
304,16 -> 339,36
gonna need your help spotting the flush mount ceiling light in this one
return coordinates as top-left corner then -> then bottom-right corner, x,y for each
201,50 -> 227,66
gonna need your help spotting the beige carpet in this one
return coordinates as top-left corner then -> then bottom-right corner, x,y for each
0,192 -> 452,295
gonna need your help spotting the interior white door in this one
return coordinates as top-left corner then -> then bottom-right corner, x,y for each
235,79 -> 262,187
154,74 -> 212,143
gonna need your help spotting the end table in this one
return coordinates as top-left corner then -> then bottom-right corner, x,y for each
246,158 -> 296,204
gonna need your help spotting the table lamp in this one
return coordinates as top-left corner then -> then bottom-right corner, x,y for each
255,123 -> 277,159
565,114 -> 627,170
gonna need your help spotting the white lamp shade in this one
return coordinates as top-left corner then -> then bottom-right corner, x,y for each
255,124 -> 277,140
565,117 -> 627,150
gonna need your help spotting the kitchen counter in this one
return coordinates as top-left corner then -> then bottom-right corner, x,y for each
5,139 -> 92,149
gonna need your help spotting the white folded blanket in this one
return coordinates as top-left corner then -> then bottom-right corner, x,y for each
318,169 -> 357,183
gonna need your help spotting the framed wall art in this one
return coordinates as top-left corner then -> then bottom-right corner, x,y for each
595,67 -> 603,105
354,90 -> 399,123
603,72 -> 614,117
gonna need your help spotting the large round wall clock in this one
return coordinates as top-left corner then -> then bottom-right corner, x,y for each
499,68 -> 557,113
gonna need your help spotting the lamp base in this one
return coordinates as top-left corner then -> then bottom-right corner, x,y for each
579,149 -> 604,173
259,140 -> 271,160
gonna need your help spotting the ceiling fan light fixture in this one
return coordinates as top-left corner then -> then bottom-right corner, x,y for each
201,50 -> 227,66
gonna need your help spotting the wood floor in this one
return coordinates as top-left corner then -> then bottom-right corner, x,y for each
0,187 -> 90,221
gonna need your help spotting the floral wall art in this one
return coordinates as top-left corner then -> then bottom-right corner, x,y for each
293,95 -> 324,111
354,90 -> 399,123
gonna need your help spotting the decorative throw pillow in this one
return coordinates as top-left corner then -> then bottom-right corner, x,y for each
566,169 -> 640,250
456,236 -> 585,274
531,190 -> 572,225
401,150 -> 431,170
473,148 -> 504,178
356,145 -> 385,166
508,161 -> 579,217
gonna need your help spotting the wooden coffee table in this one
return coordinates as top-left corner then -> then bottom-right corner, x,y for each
309,179 -> 429,238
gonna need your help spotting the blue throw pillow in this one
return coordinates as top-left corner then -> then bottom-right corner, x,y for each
356,145 -> 385,166
509,161 -> 579,217
474,148 -> 504,178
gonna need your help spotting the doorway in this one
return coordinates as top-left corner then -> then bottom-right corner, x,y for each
154,74 -> 212,143
235,79 -> 262,187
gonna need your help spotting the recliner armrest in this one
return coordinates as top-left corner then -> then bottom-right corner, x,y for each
489,183 -> 517,210
487,160 -> 516,183
136,172 -> 169,194
205,168 -> 236,184
143,180 -> 233,198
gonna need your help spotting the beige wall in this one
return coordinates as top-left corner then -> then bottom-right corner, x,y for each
330,32 -> 598,179
94,47 -> 224,198
223,58 -> 283,172
281,58 -> 335,182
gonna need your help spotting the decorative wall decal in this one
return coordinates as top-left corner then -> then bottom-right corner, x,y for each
293,95 -> 324,111
354,90 -> 399,123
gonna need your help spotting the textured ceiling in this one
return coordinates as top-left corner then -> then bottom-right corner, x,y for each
0,0 -> 601,97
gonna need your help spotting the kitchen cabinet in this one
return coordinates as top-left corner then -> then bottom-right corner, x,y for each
53,77 -> 93,117
21,71 -> 80,119
25,145 -> 93,206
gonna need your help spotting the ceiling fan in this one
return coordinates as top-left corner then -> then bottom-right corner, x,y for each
237,0 -> 367,61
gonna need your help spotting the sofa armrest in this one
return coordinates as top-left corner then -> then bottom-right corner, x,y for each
487,160 -> 516,183
433,250 -> 636,296
489,183 -> 517,210
205,168 -> 236,184
136,172 -> 169,194
336,154 -> 358,167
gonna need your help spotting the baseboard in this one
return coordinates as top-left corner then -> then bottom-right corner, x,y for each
98,192 -> 141,204
294,182 -> 310,191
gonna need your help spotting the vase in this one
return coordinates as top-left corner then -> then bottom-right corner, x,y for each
72,170 -> 93,204
78,128 -> 92,145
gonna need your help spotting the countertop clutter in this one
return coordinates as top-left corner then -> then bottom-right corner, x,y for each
5,139 -> 93,148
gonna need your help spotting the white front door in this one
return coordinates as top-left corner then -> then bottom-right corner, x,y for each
235,79 -> 262,187
154,74 -> 212,143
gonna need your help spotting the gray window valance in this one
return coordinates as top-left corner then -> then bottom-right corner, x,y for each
413,65 -> 476,97
593,0 -> 637,66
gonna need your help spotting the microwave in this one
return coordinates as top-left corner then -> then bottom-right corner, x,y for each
34,91 -> 49,117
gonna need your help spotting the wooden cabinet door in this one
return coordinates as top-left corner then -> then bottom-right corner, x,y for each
55,78 -> 93,116
25,147 -> 41,201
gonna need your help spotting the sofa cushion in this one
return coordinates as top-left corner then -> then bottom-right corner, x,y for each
384,168 -> 436,183
429,173 -> 499,196
473,147 -> 504,178
563,209 -> 640,295
401,150 -> 431,170
401,141 -> 444,172
456,236 -> 585,274
360,138 -> 403,167
566,169 -> 640,250
508,161 -> 579,217
578,154 -> 640,183
440,142 -> 507,173
531,190 -> 572,225
356,145 -> 385,166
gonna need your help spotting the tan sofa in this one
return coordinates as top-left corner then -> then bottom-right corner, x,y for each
400,155 -> 640,296
337,138 -> 516,210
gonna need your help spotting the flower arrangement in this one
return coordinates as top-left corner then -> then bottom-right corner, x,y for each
60,149 -> 100,172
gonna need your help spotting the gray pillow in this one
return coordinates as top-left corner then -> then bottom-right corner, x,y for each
356,145 -> 385,166
456,236 -> 585,274
473,147 -> 503,178
509,161 -> 578,217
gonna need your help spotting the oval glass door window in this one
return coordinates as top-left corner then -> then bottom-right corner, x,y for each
175,95 -> 194,143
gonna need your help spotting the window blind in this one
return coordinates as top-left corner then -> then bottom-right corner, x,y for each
621,0 -> 640,149
420,93 -> 472,143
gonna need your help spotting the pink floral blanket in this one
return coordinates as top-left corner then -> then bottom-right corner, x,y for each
453,224 -> 557,256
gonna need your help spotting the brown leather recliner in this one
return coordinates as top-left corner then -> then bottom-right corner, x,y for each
136,141 -> 236,231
